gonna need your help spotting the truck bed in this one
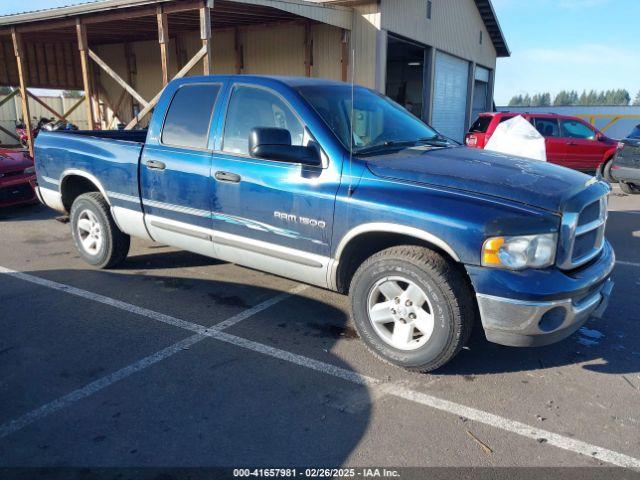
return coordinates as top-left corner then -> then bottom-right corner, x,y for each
58,129 -> 148,144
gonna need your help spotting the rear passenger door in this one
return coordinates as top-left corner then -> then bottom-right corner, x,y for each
140,83 -> 221,256
209,84 -> 340,286
531,117 -> 564,165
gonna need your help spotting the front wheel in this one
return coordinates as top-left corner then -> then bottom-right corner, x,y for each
599,159 -> 616,183
349,246 -> 474,372
70,192 -> 130,269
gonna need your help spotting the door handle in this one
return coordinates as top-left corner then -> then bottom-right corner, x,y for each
215,171 -> 241,183
567,142 -> 578,146
146,159 -> 166,170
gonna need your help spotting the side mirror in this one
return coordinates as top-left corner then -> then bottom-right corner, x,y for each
596,134 -> 608,142
249,127 -> 321,166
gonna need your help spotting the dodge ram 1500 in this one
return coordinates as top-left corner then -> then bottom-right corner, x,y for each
35,75 -> 615,371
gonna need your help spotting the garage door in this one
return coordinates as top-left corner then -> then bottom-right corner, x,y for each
432,51 -> 469,142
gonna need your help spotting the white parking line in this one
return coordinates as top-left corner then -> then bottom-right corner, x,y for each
1,267 -> 640,469
617,260 -> 640,268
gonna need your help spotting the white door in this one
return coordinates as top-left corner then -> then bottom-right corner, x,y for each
432,51 -> 469,142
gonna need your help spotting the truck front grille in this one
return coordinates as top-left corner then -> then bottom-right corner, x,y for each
558,195 -> 607,270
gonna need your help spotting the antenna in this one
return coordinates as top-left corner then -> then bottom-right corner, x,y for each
347,44 -> 355,197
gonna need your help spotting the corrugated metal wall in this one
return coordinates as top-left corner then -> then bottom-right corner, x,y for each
381,0 -> 496,69
0,94 -> 91,145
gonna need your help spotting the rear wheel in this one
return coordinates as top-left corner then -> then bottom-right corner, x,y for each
70,192 -> 130,269
349,246 -> 474,372
620,181 -> 640,194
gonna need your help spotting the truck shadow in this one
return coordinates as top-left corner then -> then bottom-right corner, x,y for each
7,267 -> 370,468
0,203 -> 55,222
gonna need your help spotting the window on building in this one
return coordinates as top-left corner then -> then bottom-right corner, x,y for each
426,0 -> 432,19
532,118 -> 560,138
162,84 -> 220,149
479,31 -> 483,45
560,119 -> 596,139
222,86 -> 304,155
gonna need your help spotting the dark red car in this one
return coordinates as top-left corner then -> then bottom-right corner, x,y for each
465,112 -> 618,177
0,149 -> 37,208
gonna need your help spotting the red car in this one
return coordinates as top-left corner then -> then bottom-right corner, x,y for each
0,149 -> 37,208
465,112 -> 618,178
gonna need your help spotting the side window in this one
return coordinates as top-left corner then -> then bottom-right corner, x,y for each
222,86 -> 304,155
561,119 -> 596,140
532,118 -> 560,138
162,84 -> 220,149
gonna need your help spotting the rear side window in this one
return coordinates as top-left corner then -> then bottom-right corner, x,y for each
469,116 -> 492,133
532,118 -> 560,137
628,125 -> 640,139
223,86 -> 304,155
162,84 -> 221,149
560,119 -> 595,140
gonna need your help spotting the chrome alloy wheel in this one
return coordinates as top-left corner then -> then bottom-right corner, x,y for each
76,209 -> 103,256
367,276 -> 435,351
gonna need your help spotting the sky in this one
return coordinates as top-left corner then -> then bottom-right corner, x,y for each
2,0 -> 639,105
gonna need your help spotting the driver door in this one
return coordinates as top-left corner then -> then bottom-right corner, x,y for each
209,84 -> 341,285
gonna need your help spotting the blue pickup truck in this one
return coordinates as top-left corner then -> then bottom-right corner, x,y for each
34,75 -> 615,371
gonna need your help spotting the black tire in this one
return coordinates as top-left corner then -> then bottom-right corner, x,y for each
70,192 -> 130,269
349,246 -> 474,372
600,159 -> 616,183
620,181 -> 640,195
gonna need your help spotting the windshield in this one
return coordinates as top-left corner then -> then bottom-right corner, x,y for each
296,85 -> 443,154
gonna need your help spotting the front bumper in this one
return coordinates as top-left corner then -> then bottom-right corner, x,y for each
0,174 -> 37,208
467,240 -> 615,347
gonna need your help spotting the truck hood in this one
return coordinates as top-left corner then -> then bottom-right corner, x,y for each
0,149 -> 33,174
365,146 -> 594,212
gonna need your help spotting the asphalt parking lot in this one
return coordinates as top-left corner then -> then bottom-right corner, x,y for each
0,186 -> 639,473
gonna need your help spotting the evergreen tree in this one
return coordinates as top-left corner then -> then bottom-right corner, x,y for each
633,90 -> 640,106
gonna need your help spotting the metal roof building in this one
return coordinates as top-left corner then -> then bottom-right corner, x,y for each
0,0 -> 509,152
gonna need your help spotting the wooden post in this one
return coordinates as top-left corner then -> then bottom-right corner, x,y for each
76,19 -> 95,129
341,29 -> 349,83
157,6 -> 169,86
234,28 -> 243,75
200,2 -> 212,75
11,29 -> 34,156
304,22 -> 312,77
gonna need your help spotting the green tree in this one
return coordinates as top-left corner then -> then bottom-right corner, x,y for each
508,94 -> 524,106
633,90 -> 640,106
531,92 -> 551,107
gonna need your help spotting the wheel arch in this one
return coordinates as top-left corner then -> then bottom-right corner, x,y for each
60,169 -> 110,212
330,223 -> 462,294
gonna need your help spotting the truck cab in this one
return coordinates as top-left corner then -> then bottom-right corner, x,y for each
34,75 -> 615,372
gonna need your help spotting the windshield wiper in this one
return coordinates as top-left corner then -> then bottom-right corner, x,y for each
355,136 -> 449,156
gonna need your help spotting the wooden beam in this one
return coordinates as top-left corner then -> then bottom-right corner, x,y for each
304,22 -> 312,77
234,28 -> 243,74
88,48 -> 149,108
157,6 -> 169,86
0,88 -> 19,108
11,28 -> 34,156
0,124 -> 20,142
341,29 -> 349,83
125,45 -> 207,130
200,3 -> 212,75
76,19 -> 95,129
63,95 -> 86,118
26,90 -> 68,121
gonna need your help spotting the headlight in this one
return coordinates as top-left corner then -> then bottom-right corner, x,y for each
482,233 -> 557,270
23,166 -> 35,175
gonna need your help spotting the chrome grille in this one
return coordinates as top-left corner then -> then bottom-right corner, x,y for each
558,195 -> 607,270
